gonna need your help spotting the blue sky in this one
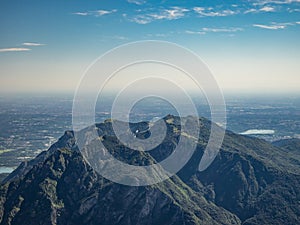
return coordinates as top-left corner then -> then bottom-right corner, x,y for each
0,0 -> 299,94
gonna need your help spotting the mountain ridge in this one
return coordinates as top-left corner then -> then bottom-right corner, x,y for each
0,115 -> 299,224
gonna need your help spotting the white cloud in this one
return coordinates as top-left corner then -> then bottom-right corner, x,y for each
260,6 -> 276,11
22,42 -> 45,46
253,21 -> 296,29
95,9 -> 117,16
193,7 -> 237,17
130,7 -> 189,24
280,22 -> 296,26
253,24 -> 286,29
0,48 -> 31,52
130,16 -> 151,24
73,12 -> 89,16
202,27 -> 243,32
73,9 -> 117,17
127,0 -> 146,5
145,32 -> 173,38
296,21 -> 300,24
283,0 -> 300,2
288,8 -> 300,12
244,8 -> 258,14
185,30 -> 206,35
254,0 -> 300,5
244,6 -> 276,14
240,129 -> 275,135
150,7 -> 189,20
185,27 -> 242,35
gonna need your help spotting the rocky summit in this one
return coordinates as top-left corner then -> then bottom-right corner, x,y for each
0,115 -> 299,225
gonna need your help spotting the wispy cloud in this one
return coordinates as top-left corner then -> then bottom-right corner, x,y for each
260,6 -> 276,11
0,48 -> 31,53
193,7 -> 237,17
245,6 -> 276,13
241,0 -> 299,14
185,30 -> 206,35
253,21 -> 297,29
73,12 -> 89,16
244,8 -> 257,14
202,27 -> 243,32
146,33 -> 170,38
240,129 -> 275,135
0,42 -> 44,53
150,7 -> 189,20
73,9 -> 117,17
253,24 -> 286,29
130,16 -> 150,24
127,0 -> 146,5
95,9 -> 117,16
288,8 -> 300,12
185,27 -> 243,35
130,7 -> 189,24
22,42 -> 45,46
253,0 -> 300,5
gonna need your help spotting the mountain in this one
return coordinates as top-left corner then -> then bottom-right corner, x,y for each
272,138 -> 300,154
0,115 -> 299,225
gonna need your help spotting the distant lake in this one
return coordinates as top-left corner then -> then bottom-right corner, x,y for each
0,167 -> 14,174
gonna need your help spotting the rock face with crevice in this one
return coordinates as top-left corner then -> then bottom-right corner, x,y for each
0,115 -> 299,225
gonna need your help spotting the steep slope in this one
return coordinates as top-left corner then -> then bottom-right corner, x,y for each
0,125 -> 240,225
0,115 -> 299,225
272,138 -> 300,162
273,138 -> 300,152
176,122 -> 300,224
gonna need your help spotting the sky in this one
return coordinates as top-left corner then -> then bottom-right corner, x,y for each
0,0 -> 299,95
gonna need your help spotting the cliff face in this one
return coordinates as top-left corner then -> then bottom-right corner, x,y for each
0,115 -> 299,225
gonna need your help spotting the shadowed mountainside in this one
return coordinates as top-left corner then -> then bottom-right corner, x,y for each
0,115 -> 299,225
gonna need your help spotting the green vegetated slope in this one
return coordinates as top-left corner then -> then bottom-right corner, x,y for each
0,115 -> 299,225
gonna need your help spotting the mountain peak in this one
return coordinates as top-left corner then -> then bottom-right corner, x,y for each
1,115 -> 300,224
